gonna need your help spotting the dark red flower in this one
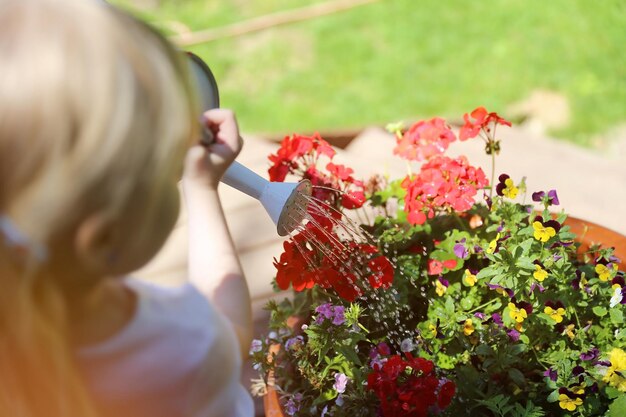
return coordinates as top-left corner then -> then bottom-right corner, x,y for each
437,380 -> 456,409
367,354 -> 454,417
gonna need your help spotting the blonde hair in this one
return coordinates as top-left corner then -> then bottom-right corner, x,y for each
0,0 -> 197,415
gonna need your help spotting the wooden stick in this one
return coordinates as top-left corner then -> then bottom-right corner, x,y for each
171,0 -> 381,47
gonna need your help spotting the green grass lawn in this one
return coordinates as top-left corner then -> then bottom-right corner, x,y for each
112,0 -> 626,146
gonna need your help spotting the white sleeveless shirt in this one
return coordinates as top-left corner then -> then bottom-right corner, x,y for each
76,279 -> 254,417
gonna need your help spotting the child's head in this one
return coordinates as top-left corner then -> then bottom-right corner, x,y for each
0,0 -> 197,414
1,0 -> 196,276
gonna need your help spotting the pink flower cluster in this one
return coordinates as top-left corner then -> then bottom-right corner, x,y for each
393,108 -> 508,225
402,155 -> 488,225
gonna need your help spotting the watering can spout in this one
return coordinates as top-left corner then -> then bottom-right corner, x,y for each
222,162 -> 311,236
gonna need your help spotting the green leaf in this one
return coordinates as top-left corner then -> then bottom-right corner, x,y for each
477,267 -> 499,280
593,306 -> 608,317
445,297 -> 455,314
336,346 -> 362,367
516,257 -> 536,271
511,401 -> 546,417
460,297 -> 474,310
608,394 -> 626,417
610,308 -> 624,324
606,386 -> 622,399
508,344 -> 528,356
547,389 -> 560,403
313,389 -> 337,406
476,344 -> 494,356
508,368 -> 526,387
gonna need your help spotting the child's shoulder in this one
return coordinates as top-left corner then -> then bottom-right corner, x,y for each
76,279 -> 252,416
79,278 -> 224,360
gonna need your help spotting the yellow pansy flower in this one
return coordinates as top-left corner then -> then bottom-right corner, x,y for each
603,348 -> 626,392
558,393 -> 583,411
533,221 -> 556,242
595,263 -> 618,282
486,233 -> 500,254
544,306 -> 566,323
463,269 -> 477,286
563,323 -> 576,340
533,264 -> 548,282
508,303 -> 527,323
428,323 -> 438,338
435,280 -> 447,297
502,178 -> 519,199
463,319 -> 475,336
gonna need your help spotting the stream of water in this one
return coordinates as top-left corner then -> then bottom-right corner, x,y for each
281,187 -> 423,347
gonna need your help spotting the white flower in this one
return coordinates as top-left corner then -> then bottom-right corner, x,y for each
249,339 -> 263,355
333,373 -> 348,393
400,338 -> 415,352
610,286 -> 623,308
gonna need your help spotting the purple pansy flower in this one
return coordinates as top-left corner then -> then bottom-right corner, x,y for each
580,347 -> 600,361
492,313 -> 503,327
532,189 -> 559,206
454,239 -> 469,259
543,368 -> 557,381
495,174 -> 511,196
529,282 -> 546,295
507,328 -> 520,342
487,283 -> 514,298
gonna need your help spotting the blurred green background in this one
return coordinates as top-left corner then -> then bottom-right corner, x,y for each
111,0 -> 625,146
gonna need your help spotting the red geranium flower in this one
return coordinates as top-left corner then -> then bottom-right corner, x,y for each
367,256 -> 394,289
459,106 -> 512,141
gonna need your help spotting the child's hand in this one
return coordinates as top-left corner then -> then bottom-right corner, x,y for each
183,109 -> 243,189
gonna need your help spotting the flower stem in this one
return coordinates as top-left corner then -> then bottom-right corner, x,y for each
453,212 -> 470,233
489,140 -> 496,199
467,297 -> 499,314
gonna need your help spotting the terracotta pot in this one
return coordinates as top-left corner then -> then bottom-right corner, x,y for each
264,316 -> 303,417
563,216 -> 626,270
263,216 -> 626,416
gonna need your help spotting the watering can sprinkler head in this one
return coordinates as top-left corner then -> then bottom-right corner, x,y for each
186,52 -> 312,236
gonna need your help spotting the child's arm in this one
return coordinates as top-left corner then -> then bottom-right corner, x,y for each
181,109 -> 252,359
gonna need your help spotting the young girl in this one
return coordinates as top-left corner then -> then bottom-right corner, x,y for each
0,0 -> 253,416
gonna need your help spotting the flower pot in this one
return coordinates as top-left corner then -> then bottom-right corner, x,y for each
263,316 -> 304,417
262,216 -> 626,417
563,216 -> 626,270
